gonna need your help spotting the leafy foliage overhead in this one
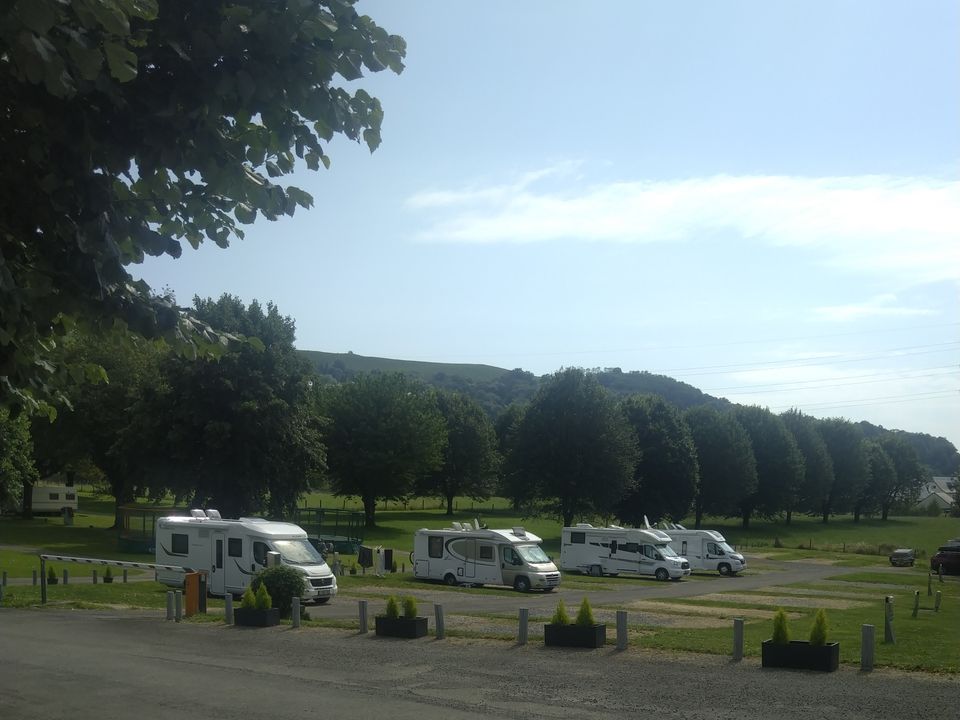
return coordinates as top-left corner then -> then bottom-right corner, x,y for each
0,0 -> 405,410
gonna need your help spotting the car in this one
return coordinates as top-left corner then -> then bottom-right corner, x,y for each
930,541 -> 960,574
888,548 -> 915,567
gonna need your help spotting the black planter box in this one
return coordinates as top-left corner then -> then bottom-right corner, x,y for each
762,640 -> 839,672
234,608 -> 281,627
375,616 -> 428,638
544,623 -> 607,648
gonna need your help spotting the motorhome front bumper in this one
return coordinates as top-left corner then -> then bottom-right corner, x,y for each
305,576 -> 338,599
536,572 -> 562,588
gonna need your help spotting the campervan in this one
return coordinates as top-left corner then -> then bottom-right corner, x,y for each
412,522 -> 561,592
657,522 -> 746,575
560,524 -> 691,581
155,510 -> 338,603
29,483 -> 78,514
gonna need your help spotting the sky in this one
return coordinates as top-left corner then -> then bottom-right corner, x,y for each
135,0 -> 960,449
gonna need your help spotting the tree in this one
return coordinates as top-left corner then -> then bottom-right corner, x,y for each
0,1 -> 405,411
859,439 -> 896,522
323,373 -> 445,527
0,407 -> 37,514
780,410 -> 835,523
417,390 -> 501,516
684,406 -> 757,528
617,395 -> 699,525
125,295 -> 324,517
733,406 -> 804,528
494,402 -> 527,509
818,418 -> 869,522
877,435 -> 926,519
510,368 -> 638,526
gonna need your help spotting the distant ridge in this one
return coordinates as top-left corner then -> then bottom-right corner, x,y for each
299,349 -> 511,384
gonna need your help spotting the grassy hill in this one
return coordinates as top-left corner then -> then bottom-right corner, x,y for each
299,349 -> 510,384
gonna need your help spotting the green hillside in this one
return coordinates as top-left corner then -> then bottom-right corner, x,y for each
299,349 -> 511,384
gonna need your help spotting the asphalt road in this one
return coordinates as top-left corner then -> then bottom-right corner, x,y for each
2,607 -> 956,720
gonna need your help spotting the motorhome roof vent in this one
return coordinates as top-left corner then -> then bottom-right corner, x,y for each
205,509 -> 221,520
511,526 -> 527,537
190,509 -> 206,519
451,522 -> 463,530
609,525 -> 624,529
473,518 -> 480,530
575,523 -> 594,528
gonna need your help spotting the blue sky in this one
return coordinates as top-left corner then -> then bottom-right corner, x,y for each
136,0 -> 960,448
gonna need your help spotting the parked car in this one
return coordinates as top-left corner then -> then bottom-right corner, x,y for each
888,548 -> 915,567
930,541 -> 960,574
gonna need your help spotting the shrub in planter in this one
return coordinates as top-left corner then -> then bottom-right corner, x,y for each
234,584 -> 280,627
241,585 -> 257,610
255,583 -> 272,610
252,565 -> 305,618
376,595 -> 427,638
545,597 -> 606,648
762,608 -> 838,672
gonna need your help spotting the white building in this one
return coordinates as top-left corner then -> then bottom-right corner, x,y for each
914,477 -> 957,512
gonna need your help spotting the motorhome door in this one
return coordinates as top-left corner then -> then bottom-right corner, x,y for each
209,531 -> 226,595
500,545 -> 522,586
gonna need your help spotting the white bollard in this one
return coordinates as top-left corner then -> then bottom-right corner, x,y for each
292,597 -> 301,628
616,610 -> 628,650
63,569 -> 69,585
166,591 -> 175,621
224,594 -> 234,625
434,603 -> 445,639
733,618 -> 744,661
92,569 -> 98,585
175,590 -> 182,622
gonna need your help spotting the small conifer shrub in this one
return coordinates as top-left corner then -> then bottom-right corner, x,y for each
254,583 -> 272,610
241,585 -> 257,610
575,597 -> 596,626
402,595 -> 418,619
771,608 -> 790,645
809,608 -> 828,646
550,599 -> 570,625
385,595 -> 400,619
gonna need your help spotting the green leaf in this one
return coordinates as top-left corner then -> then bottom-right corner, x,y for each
67,40 -> 104,81
265,161 -> 282,178
88,1 -> 131,36
363,128 -> 381,153
14,0 -> 58,35
104,41 -> 138,82
235,203 -> 256,224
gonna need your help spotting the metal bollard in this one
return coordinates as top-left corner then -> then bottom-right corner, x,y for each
911,590 -> 919,618
92,570 -> 98,585
123,568 -> 128,583
175,590 -> 183,622
434,603 -> 445,639
934,591 -> 941,612
616,610 -> 628,651
33,569 -> 37,586
939,564 -> 944,582
292,597 -> 301,629
884,595 -> 895,644
928,572 -> 933,596
517,608 -> 529,645
733,618 -> 744,661
2,570 -> 7,586
63,569 -> 69,585
861,624 -> 875,672
0,583 -> 4,604
166,591 -> 175,621
358,599 -> 368,634
224,594 -> 234,625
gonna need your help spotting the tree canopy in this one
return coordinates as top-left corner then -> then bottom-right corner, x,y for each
0,0 -> 404,411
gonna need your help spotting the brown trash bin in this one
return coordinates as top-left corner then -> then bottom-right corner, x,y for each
183,572 -> 204,617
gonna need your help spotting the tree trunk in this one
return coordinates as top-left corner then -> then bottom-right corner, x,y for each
741,508 -> 751,529
853,506 -> 861,523
694,506 -> 703,529
821,501 -> 829,524
363,495 -> 377,528
563,510 -> 574,528
881,503 -> 890,520
785,509 -> 792,525
112,483 -> 134,530
20,478 -> 33,519
446,494 -> 454,516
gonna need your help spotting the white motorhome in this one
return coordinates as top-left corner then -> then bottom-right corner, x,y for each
560,524 -> 691,581
657,522 -> 746,576
412,522 -> 561,592
30,483 -> 78,513
155,510 -> 338,603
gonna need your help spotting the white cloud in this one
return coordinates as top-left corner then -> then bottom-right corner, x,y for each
812,294 -> 937,323
406,171 -> 960,284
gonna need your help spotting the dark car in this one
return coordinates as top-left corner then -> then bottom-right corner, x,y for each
889,548 -> 915,567
930,542 -> 960,574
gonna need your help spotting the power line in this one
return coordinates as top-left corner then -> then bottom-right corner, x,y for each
703,366 -> 958,395
764,389 -> 959,412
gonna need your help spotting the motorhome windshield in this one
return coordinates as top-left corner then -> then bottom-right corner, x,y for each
272,539 -> 325,565
719,542 -> 736,554
516,544 -> 551,564
657,543 -> 678,557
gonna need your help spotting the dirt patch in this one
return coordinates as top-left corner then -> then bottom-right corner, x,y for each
621,600 -> 801,622
751,586 -> 880,600
693,592 -> 870,609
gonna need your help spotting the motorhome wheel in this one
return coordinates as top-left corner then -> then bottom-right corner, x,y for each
718,563 -> 732,576
513,576 -> 531,592
655,568 -> 669,581
443,573 -> 459,587
589,564 -> 602,577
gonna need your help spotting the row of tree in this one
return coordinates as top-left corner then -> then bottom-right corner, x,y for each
3,296 -> 946,531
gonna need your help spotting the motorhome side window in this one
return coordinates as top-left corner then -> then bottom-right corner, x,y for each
707,542 -> 723,555
171,533 -> 188,555
428,536 -> 444,558
228,538 -> 243,557
49,493 -> 59,500
570,532 -> 585,544
479,544 -> 494,561
621,542 -> 639,553
253,541 -> 268,566
642,545 -> 656,559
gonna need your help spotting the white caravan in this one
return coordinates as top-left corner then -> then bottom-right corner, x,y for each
560,524 -> 691,581
412,522 -> 561,592
657,522 -> 746,576
155,510 -> 338,603
30,483 -> 78,513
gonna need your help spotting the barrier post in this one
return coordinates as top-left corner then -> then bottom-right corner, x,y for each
123,569 -> 128,583
434,603 -> 445,639
928,572 -> 932,596
63,569 -> 68,585
934,591 -> 942,612
911,590 -> 919,619
224,594 -> 234,625
358,599 -> 368,634
616,610 -> 628,650
292,597 -> 301,629
40,557 -> 47,605
2,570 -> 7,586
166,591 -> 175,621
884,596 -> 895,643
517,608 -> 529,645
861,624 -> 874,672
92,569 -> 98,585
175,590 -> 183,622
733,618 -> 744,661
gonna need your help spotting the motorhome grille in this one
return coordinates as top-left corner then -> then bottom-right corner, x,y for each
310,577 -> 333,587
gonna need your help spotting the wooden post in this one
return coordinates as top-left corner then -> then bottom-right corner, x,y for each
616,610 -> 628,651
733,618 -> 744,661
358,599 -> 368,634
292,597 -> 301,629
517,608 -> 529,645
224,594 -> 234,624
434,603 -> 445,639
861,624 -> 874,671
